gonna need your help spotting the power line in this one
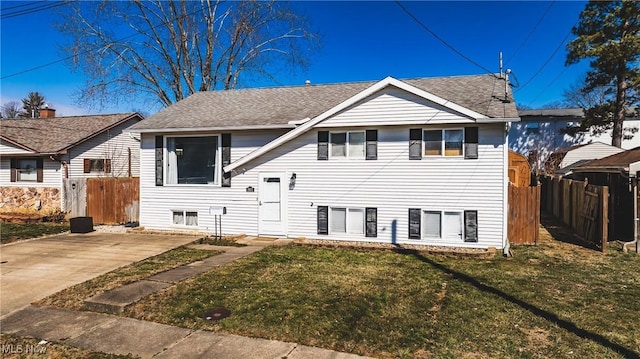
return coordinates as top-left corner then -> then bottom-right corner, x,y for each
394,1 -> 498,77
1,4 -> 202,80
526,66 -> 569,106
1,1 -> 45,12
515,24 -> 574,92
1,1 -> 69,20
505,1 -> 555,65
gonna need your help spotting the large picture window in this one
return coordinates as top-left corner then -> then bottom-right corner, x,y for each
166,136 -> 219,185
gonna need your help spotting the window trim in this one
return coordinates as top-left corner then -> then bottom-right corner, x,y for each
422,128 -> 465,158
329,131 -> 366,159
329,206 -> 365,235
163,134 -> 222,187
421,209 -> 464,240
171,210 -> 199,227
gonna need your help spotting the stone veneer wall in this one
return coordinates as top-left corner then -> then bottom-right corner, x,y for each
0,187 -> 61,213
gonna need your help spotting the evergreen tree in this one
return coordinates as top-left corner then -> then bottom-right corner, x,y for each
21,92 -> 46,118
565,0 -> 640,147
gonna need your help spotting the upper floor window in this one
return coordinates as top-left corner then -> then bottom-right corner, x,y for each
424,129 -> 464,157
330,131 -> 365,159
166,135 -> 219,185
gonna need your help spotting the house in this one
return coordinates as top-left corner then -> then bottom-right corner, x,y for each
0,111 -> 143,213
571,147 -> 640,245
129,75 -> 519,249
510,108 -> 640,171
544,142 -> 624,176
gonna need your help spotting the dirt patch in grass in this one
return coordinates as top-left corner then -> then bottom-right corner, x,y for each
36,247 -> 219,310
120,241 -> 640,359
0,334 -> 137,358
0,222 -> 69,244
195,236 -> 247,247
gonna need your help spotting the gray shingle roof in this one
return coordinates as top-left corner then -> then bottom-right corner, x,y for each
131,74 -> 518,131
0,113 -> 141,153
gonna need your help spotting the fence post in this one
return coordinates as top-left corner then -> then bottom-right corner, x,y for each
601,186 -> 609,252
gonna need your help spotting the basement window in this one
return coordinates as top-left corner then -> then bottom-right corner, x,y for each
172,211 -> 198,226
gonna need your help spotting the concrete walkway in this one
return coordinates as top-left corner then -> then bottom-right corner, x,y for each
1,305 -> 370,359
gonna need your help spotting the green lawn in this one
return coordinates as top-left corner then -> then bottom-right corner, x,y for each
0,222 -> 69,244
121,238 -> 640,358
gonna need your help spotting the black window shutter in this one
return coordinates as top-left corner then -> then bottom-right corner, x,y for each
408,208 -> 421,239
155,135 -> 163,186
317,206 -> 328,235
409,129 -> 422,160
464,210 -> 478,242
10,158 -> 17,182
365,207 -> 377,237
464,127 -> 479,159
318,131 -> 329,160
36,158 -> 43,183
222,133 -> 231,187
366,130 -> 377,160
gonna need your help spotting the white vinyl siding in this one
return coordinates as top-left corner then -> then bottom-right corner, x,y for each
65,118 -> 141,179
137,89 -> 506,249
559,142 -> 624,169
0,157 -> 61,188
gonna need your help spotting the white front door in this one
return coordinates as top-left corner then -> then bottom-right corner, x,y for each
258,172 -> 287,236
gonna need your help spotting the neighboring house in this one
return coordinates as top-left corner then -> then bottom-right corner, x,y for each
544,142 -> 624,176
130,74 -> 519,250
571,147 -> 640,242
510,108 -> 640,171
0,111 -> 143,213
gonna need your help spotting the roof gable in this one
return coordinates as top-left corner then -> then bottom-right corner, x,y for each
224,76 -> 516,173
574,146 -> 640,172
0,113 -> 142,154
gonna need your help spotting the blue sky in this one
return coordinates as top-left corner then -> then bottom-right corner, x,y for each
1,1 -> 589,116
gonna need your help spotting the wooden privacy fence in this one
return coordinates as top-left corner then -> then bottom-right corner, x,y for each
86,177 -> 139,224
540,176 -> 608,251
508,184 -> 540,245
64,177 -> 139,224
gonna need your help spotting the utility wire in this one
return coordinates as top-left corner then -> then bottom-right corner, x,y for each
526,66 -> 569,106
1,1 -> 69,20
515,24 -> 574,92
1,1 -> 45,12
0,4 -> 203,80
394,0 -> 498,78
505,1 -> 555,65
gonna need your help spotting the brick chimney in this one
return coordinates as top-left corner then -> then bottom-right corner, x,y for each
40,106 -> 56,118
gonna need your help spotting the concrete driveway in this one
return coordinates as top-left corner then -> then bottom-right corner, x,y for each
0,232 -> 199,318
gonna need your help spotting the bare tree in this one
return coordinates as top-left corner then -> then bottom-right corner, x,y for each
1,101 -> 23,119
57,0 -> 318,109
